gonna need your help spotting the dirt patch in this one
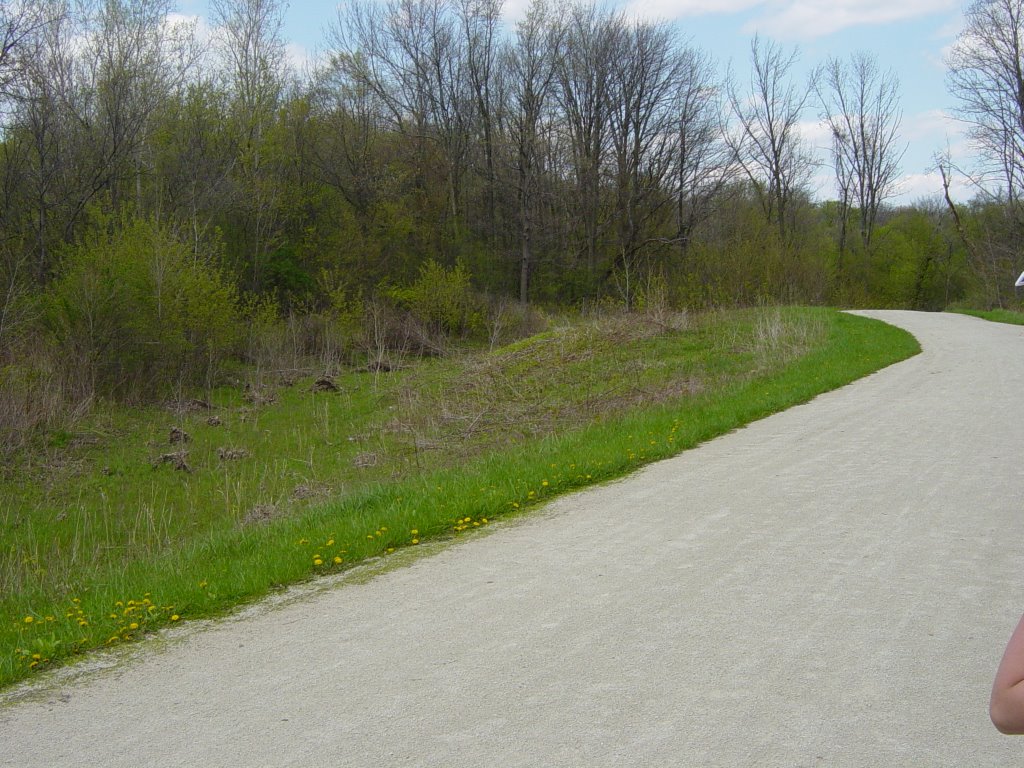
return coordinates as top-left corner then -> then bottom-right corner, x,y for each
240,503 -> 281,527
156,450 -> 190,472
217,447 -> 250,461
292,481 -> 331,500
312,376 -> 340,393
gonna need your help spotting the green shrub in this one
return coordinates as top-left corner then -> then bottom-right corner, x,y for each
390,260 -> 483,339
44,216 -> 243,398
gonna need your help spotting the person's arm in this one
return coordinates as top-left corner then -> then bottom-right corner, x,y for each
991,614 -> 1024,734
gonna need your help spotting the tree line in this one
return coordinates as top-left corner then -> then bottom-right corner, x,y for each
0,0 -> 1020,416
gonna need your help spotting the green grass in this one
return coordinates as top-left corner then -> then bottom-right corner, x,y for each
0,307 -> 919,691
950,308 -> 1024,325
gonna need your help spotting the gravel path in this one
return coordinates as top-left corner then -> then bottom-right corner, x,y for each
3,310 -> 1024,766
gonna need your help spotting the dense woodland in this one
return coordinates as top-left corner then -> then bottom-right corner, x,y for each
0,0 -> 1022,445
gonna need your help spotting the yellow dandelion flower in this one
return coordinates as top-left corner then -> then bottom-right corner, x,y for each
542,480 -> 549,487
45,616 -> 54,622
115,601 -> 124,607
171,615 -> 180,621
129,622 -> 139,630
482,518 -> 488,524
71,598 -> 80,604
333,556 -> 343,564
326,539 -> 335,546
199,580 -> 208,588
31,653 -> 41,660
78,619 -> 88,627
23,616 -> 33,624
411,529 -> 418,535
313,558 -> 323,566
412,539 -> 419,545
29,661 -> 38,669
109,613 -> 117,619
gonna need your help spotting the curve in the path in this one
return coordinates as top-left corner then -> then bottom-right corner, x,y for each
2,310 -> 1023,767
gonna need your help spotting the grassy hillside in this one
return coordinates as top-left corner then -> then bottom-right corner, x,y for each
1,307 -> 919,691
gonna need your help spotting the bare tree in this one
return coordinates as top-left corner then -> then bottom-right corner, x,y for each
554,4 -> 620,278
338,0 -> 471,229
945,0 -> 1024,305
815,51 -> 905,261
937,147 -> 1017,307
947,0 -> 1024,208
605,18 -> 683,304
210,0 -> 289,289
727,35 -> 814,246
81,0 -> 201,211
306,49 -> 391,275
456,0 -> 502,242
6,1 -> 78,281
211,0 -> 287,145
0,1 -> 51,102
670,45 -> 734,255
504,0 -> 561,303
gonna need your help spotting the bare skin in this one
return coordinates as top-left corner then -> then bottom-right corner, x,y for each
991,614 -> 1024,734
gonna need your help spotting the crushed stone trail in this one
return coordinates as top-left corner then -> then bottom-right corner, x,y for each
2,310 -> 1023,766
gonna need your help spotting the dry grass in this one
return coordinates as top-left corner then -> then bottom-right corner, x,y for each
385,308 -> 705,461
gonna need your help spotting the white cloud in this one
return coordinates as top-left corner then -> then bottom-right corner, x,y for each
798,119 -> 833,151
932,15 -> 964,40
286,42 -> 314,73
613,0 -> 957,39
893,169 -> 973,202
165,12 -> 212,43
747,0 -> 958,40
903,108 -> 958,141
621,0 -> 763,23
501,0 -> 533,24
808,166 -> 837,199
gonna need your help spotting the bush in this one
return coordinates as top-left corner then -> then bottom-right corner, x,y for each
388,260 -> 484,340
44,216 -> 243,399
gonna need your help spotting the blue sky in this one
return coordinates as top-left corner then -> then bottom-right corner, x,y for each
177,0 -> 972,205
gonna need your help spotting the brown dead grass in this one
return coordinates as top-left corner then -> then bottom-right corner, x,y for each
386,309 -> 699,463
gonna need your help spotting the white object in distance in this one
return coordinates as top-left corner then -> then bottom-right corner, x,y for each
1016,271 -> 1024,288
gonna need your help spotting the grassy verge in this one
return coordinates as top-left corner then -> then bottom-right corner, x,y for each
1,307 -> 918,691
950,308 -> 1024,325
